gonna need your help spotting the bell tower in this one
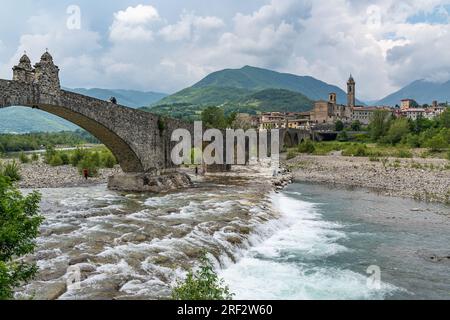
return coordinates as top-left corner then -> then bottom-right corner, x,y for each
347,74 -> 355,109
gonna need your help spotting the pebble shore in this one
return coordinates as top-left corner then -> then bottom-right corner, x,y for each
17,162 -> 122,189
286,154 -> 450,204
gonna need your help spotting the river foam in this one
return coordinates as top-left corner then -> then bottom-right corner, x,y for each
219,192 -> 399,300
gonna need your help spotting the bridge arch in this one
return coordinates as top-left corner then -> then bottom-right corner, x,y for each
0,52 -> 194,173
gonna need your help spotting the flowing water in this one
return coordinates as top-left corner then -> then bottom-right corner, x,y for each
17,173 -> 450,300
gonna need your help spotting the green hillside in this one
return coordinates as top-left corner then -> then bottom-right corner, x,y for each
145,88 -> 314,121
191,65 -> 363,105
151,86 -> 252,107
150,66 -> 364,118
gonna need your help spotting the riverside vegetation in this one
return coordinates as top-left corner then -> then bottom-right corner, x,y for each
288,108 -> 450,161
286,109 -> 450,204
172,254 -> 234,300
0,173 -> 43,300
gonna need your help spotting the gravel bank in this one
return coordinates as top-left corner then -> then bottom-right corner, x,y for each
286,154 -> 450,204
17,162 -> 122,189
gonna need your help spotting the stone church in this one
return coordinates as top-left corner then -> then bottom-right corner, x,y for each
310,75 -> 355,124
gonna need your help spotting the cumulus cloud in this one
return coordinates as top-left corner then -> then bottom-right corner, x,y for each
3,0 -> 450,101
110,4 -> 160,42
159,12 -> 225,42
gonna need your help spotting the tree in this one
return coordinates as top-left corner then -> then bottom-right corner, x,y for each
172,255 -> 233,300
0,175 -> 43,299
383,118 -> 410,145
369,110 -> 391,141
351,120 -> 361,132
201,107 -> 227,129
335,120 -> 344,132
425,132 -> 449,151
440,109 -> 450,129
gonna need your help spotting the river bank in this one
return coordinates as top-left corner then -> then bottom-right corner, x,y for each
17,162 -> 122,189
285,154 -> 450,204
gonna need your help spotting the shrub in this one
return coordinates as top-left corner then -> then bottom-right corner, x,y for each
297,140 -> 315,154
425,134 -> 448,152
48,154 -> 63,167
19,152 -> 29,164
342,144 -> 368,157
59,152 -> 70,165
337,131 -> 349,142
31,153 -> 39,162
403,133 -> 420,148
102,152 -> 117,168
1,161 -> 21,182
395,149 -> 413,159
172,255 -> 233,300
44,146 -> 56,164
0,175 -> 43,300
78,158 -> 99,177
383,118 -> 410,145
70,148 -> 88,167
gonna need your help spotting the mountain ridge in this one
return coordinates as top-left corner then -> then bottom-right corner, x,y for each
153,65 -> 365,107
376,79 -> 450,106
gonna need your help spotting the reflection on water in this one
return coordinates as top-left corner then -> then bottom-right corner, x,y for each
18,177 -> 450,300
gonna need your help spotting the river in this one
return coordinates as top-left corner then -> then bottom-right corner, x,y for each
17,173 -> 450,300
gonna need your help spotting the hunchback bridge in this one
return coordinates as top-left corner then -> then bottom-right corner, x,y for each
0,52 -> 310,191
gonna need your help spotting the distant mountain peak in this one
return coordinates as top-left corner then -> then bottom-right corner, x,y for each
377,79 -> 450,106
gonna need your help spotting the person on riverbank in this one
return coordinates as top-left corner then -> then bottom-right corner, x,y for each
83,168 -> 89,180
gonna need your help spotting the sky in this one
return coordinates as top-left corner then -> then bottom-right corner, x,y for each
1,0 -> 450,101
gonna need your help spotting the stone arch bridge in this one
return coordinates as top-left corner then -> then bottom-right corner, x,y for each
0,52 -> 310,190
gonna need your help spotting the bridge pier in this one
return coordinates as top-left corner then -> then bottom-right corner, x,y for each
108,171 -> 192,193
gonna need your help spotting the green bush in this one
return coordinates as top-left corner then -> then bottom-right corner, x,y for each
383,118 -> 410,145
78,158 -> 99,177
0,175 -> 43,300
172,255 -> 233,300
337,131 -> 349,142
19,152 -> 29,164
425,134 -> 448,152
59,152 -> 70,165
342,144 -> 368,157
31,153 -> 39,162
102,152 -> 117,168
297,140 -> 315,154
0,161 -> 21,182
44,146 -> 56,164
395,149 -> 413,159
70,148 -> 88,167
48,154 -> 63,167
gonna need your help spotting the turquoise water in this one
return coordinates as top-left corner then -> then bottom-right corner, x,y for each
221,182 -> 450,300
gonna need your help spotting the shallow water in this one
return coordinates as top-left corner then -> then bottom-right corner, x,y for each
221,183 -> 450,300
18,177 -> 450,300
